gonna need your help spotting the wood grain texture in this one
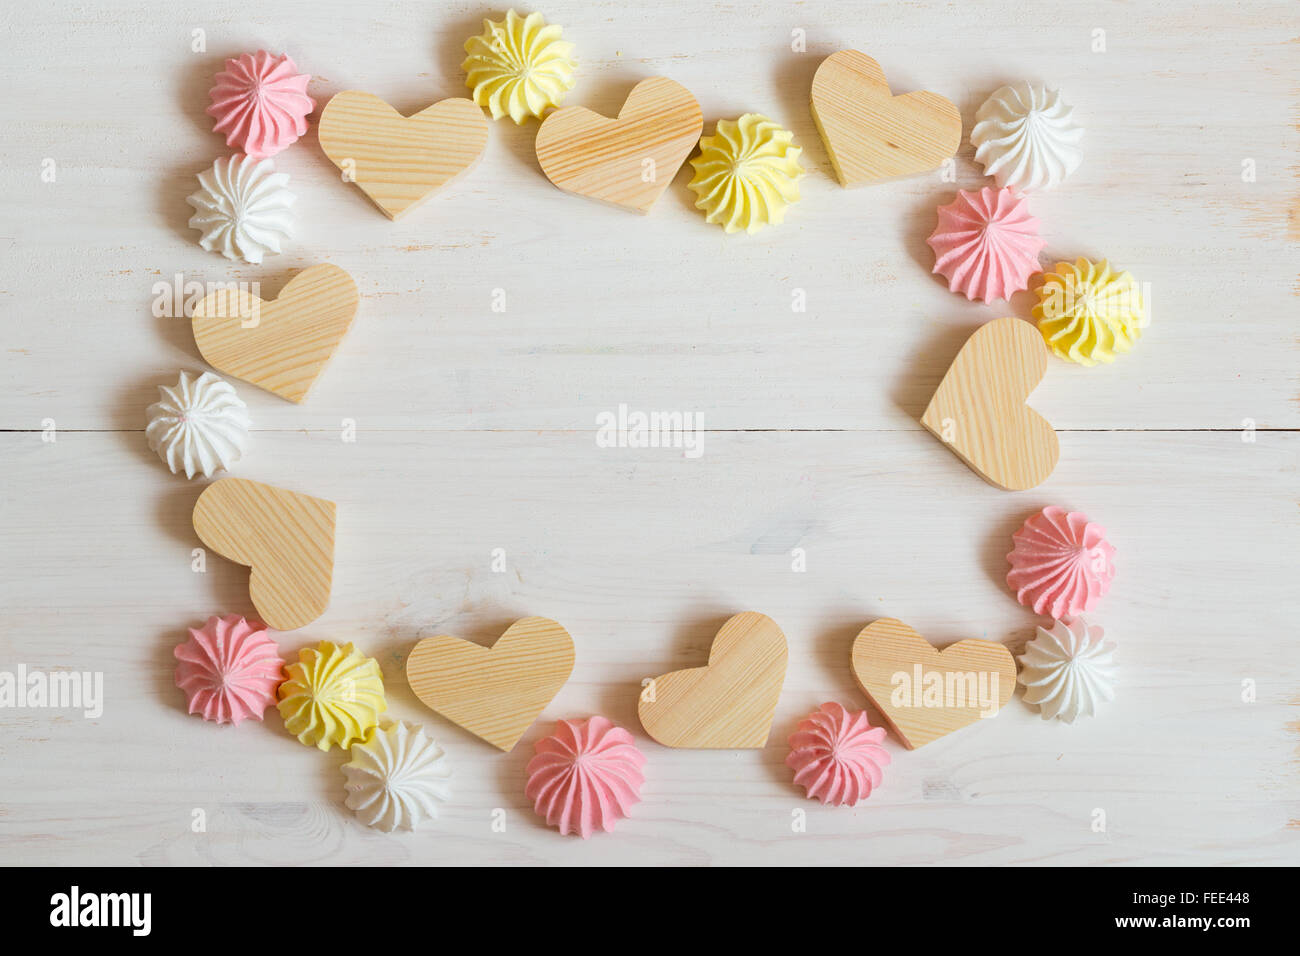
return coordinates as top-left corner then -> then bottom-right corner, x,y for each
810,50 -> 962,186
851,618 -> 1016,749
922,316 -> 1059,491
1,0 -> 1298,867
638,611 -> 787,748
318,92 -> 489,220
406,617 -> 575,752
535,77 -> 703,213
191,264 -> 358,404
191,478 -> 335,631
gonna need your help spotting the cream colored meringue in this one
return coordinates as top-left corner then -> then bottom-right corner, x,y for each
688,114 -> 804,234
463,9 -> 576,124
971,82 -> 1083,192
1018,618 -> 1116,722
342,721 -> 452,831
187,155 -> 296,264
277,641 -> 386,751
146,370 -> 250,479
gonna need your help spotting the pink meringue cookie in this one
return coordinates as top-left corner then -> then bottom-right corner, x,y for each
173,614 -> 285,725
206,51 -> 315,159
926,186 -> 1045,303
1007,506 -> 1116,619
525,716 -> 645,838
787,702 -> 890,806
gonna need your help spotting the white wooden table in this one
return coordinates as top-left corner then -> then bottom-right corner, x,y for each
2,0 -> 1297,866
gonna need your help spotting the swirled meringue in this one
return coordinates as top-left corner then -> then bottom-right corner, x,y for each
174,614 -> 284,725
1007,506 -> 1116,619
146,370 -> 249,479
971,83 -> 1083,192
187,155 -> 295,264
277,641 -> 387,751
206,51 -> 315,159
1017,617 -> 1116,722
786,702 -> 890,806
688,114 -> 804,234
927,187 -> 1044,303
342,721 -> 452,831
525,716 -> 645,838
1033,258 -> 1146,365
463,9 -> 576,124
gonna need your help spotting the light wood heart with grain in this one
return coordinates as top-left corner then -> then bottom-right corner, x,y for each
406,617 -> 574,752
191,263 -> 358,404
810,50 -> 961,186
922,316 -> 1059,491
192,478 -> 336,631
535,77 -> 703,213
318,91 -> 489,220
638,612 -> 787,749
851,619 -> 1015,749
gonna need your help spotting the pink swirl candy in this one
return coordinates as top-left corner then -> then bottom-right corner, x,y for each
206,51 -> 315,159
787,702 -> 890,806
525,716 -> 645,838
927,186 -> 1045,303
174,614 -> 285,725
1007,506 -> 1116,619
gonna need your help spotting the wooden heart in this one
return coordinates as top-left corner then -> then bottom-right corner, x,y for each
638,612 -> 787,749
535,77 -> 703,213
318,91 -> 489,220
810,50 -> 961,186
191,263 -> 358,404
192,478 -> 336,631
406,617 -> 575,752
922,316 -> 1059,491
851,619 -> 1015,749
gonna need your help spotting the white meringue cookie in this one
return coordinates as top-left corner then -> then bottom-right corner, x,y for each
343,721 -> 452,832
186,154 -> 295,264
971,82 -> 1083,192
1017,617 -> 1115,723
146,370 -> 250,479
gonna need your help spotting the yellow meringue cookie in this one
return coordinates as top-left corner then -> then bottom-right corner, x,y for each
688,114 -> 804,234
463,9 -> 576,124
277,641 -> 386,751
1033,258 -> 1146,366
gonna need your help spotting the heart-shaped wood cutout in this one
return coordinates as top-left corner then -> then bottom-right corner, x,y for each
810,50 -> 961,186
535,77 -> 703,213
638,612 -> 787,749
406,617 -> 575,752
851,619 -> 1015,749
191,263 -> 358,404
192,478 -> 336,631
318,91 -> 489,220
922,317 -> 1059,491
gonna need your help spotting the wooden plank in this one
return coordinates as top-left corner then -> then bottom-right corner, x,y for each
0,430 -> 1296,864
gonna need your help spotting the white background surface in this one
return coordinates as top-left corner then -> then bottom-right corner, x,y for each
2,0 -> 1297,865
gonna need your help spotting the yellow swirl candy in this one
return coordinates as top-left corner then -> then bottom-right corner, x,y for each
277,641 -> 386,751
687,114 -> 804,234
463,9 -> 576,124
1033,258 -> 1146,366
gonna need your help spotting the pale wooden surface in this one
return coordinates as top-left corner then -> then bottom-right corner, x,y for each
407,616 -> 575,752
639,611 -> 788,748
0,0 -> 1297,866
851,618 -> 1017,749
